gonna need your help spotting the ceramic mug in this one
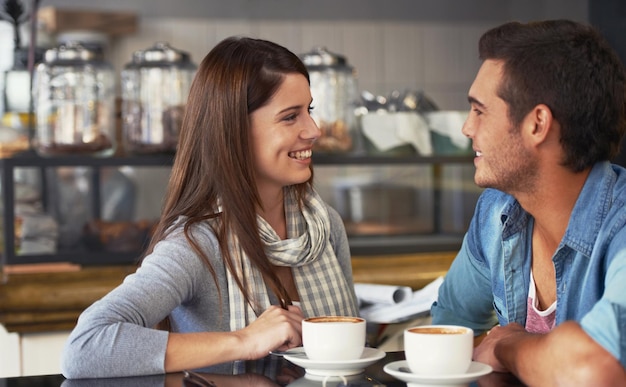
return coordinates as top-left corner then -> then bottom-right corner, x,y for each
302,316 -> 366,361
404,325 -> 473,375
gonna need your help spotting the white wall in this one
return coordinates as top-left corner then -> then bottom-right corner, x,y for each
0,325 -> 20,377
32,0 -> 589,22
2,0 -> 590,108
0,326 -> 70,378
20,331 -> 70,376
3,0 -> 589,111
109,18 -> 490,111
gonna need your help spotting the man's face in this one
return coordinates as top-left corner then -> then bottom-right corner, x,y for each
462,59 -> 538,194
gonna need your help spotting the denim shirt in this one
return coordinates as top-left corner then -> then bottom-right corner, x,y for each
431,161 -> 626,367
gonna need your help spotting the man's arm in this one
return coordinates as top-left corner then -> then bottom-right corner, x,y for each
474,321 -> 625,386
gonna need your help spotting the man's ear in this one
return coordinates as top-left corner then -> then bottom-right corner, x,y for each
525,104 -> 554,145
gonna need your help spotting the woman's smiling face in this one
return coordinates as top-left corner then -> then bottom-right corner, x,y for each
249,73 -> 321,196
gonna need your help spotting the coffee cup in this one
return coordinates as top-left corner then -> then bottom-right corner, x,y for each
302,316 -> 366,361
404,325 -> 473,375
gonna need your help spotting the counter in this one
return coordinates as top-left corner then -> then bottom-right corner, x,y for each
0,351 -> 526,386
0,265 -> 136,333
0,252 -> 455,334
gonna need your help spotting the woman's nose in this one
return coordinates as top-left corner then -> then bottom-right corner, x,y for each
302,115 -> 322,140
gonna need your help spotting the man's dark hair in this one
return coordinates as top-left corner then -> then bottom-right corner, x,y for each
479,20 -> 626,172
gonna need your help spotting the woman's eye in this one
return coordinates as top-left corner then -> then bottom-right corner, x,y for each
283,114 -> 297,122
308,105 -> 315,114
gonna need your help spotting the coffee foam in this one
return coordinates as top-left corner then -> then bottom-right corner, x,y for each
408,327 -> 468,334
306,316 -> 363,323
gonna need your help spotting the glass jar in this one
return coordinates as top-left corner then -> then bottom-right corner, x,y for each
1,47 -> 45,158
300,47 -> 359,153
33,42 -> 116,156
1,66 -> 32,157
121,42 -> 196,155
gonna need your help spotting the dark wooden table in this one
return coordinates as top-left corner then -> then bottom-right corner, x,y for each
0,351 -> 525,386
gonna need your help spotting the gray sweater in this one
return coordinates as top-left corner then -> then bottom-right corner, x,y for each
60,205 -> 357,378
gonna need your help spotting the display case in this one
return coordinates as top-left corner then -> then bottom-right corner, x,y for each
0,152 -> 480,267
0,151 -> 173,266
313,154 -> 480,255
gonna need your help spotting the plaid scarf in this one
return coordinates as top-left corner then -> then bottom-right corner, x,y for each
226,186 -> 358,373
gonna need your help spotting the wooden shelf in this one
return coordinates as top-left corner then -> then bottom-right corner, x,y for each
38,6 -> 138,37
0,265 -> 136,333
0,250 -> 456,333
352,251 -> 455,290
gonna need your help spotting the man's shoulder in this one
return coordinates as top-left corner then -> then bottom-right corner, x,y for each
584,162 -> 626,212
609,162 -> 626,193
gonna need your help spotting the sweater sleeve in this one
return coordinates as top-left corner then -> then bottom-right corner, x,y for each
60,228 -> 214,378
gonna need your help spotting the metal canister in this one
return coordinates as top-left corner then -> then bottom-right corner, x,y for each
300,47 -> 359,153
121,42 -> 196,154
33,42 -> 116,156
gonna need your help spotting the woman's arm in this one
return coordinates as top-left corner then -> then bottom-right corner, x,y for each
163,304 -> 303,372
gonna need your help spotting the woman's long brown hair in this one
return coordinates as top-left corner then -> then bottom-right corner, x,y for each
143,37 -> 312,328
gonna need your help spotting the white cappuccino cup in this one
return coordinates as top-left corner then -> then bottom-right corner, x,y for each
302,316 -> 366,361
404,325 -> 473,375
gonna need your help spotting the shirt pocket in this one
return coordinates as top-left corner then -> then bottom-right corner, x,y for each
492,296 -> 507,324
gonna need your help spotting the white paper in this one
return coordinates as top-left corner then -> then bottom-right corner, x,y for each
423,110 -> 470,150
355,283 -> 413,306
361,113 -> 406,151
394,112 -> 433,156
361,112 -> 433,155
359,276 -> 444,324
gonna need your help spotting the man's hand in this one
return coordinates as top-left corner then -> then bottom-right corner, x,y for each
473,321 -> 626,386
473,323 -> 526,373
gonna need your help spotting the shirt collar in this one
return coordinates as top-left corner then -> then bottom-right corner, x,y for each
563,161 -> 616,256
498,161 -> 616,256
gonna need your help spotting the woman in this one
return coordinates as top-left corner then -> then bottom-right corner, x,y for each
61,36 -> 359,379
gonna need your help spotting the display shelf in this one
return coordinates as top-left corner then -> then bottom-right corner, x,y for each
0,151 -> 173,267
0,150 -> 174,168
348,234 -> 463,256
1,151 -> 474,266
1,150 -> 471,168
1,251 -> 141,267
313,153 -> 475,256
313,153 -> 474,165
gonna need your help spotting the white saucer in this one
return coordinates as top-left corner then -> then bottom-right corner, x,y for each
384,360 -> 493,387
283,347 -> 386,377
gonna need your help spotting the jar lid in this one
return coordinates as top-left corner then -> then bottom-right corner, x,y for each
127,42 -> 194,67
44,41 -> 105,64
57,30 -> 110,52
300,46 -> 352,70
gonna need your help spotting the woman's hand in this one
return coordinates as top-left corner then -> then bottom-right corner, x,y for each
236,304 -> 304,360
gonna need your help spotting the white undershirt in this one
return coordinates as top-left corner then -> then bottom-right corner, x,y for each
526,269 -> 556,334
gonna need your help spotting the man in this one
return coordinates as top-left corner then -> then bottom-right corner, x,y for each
431,20 -> 626,386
